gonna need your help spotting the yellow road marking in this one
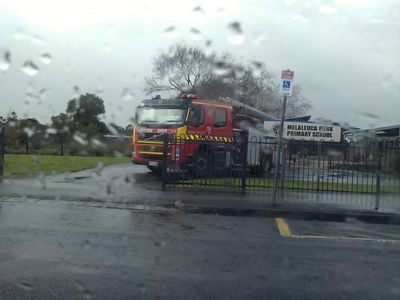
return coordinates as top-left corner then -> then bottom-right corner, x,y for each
275,218 -> 292,237
290,234 -> 400,243
274,218 -> 400,244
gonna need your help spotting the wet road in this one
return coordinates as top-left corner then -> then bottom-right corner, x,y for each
0,200 -> 399,299
0,163 -> 165,205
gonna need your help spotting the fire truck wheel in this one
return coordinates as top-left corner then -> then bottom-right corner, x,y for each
260,155 -> 272,176
148,166 -> 161,175
193,150 -> 212,177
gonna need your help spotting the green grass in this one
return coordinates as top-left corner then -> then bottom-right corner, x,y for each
185,177 -> 400,193
3,154 -> 129,178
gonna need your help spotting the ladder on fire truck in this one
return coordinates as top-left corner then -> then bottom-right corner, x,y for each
219,97 -> 278,174
183,94 -> 278,123
222,97 -> 279,123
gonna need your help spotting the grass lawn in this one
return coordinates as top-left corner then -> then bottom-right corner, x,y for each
3,154 -> 129,178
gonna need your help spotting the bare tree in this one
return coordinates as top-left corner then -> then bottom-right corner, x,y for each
145,44 -> 216,94
144,43 -> 311,117
284,85 -> 312,117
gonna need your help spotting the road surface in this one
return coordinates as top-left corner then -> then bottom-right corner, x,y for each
1,200 -> 399,299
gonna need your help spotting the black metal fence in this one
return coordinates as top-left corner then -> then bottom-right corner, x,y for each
161,135 -> 400,195
0,123 -> 4,180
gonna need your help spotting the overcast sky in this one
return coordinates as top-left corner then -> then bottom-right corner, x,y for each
0,0 -> 399,129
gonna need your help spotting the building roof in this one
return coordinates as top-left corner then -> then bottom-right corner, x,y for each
285,115 -> 312,122
345,124 -> 400,137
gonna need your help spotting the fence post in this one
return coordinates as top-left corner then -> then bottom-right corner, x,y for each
0,123 -> 4,182
316,141 -> 322,193
161,133 -> 169,191
280,142 -> 286,196
241,138 -> 247,192
60,132 -> 65,156
375,142 -> 382,210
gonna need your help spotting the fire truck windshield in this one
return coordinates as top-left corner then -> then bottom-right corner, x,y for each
136,106 -> 188,128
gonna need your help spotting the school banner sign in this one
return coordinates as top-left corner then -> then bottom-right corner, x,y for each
264,121 -> 342,142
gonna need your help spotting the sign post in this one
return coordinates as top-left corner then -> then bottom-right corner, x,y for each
279,69 -> 294,96
273,69 -> 294,205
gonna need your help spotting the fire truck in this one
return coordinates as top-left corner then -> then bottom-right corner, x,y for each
131,94 -> 278,175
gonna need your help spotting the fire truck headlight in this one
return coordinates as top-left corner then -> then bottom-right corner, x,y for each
132,145 -> 136,155
174,148 -> 180,160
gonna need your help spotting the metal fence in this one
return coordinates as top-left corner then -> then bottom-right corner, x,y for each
161,135 -> 400,195
0,124 -> 4,180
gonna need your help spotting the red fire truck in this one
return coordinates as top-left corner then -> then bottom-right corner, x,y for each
131,94 -> 277,175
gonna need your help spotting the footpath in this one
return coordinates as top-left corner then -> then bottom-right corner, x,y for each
0,164 -> 399,222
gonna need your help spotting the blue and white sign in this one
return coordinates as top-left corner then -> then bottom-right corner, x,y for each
279,70 -> 294,96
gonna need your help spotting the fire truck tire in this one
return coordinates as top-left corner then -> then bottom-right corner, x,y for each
148,166 -> 161,174
193,149 -> 212,177
260,155 -> 272,176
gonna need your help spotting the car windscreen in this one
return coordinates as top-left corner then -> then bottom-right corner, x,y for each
135,106 -> 188,128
